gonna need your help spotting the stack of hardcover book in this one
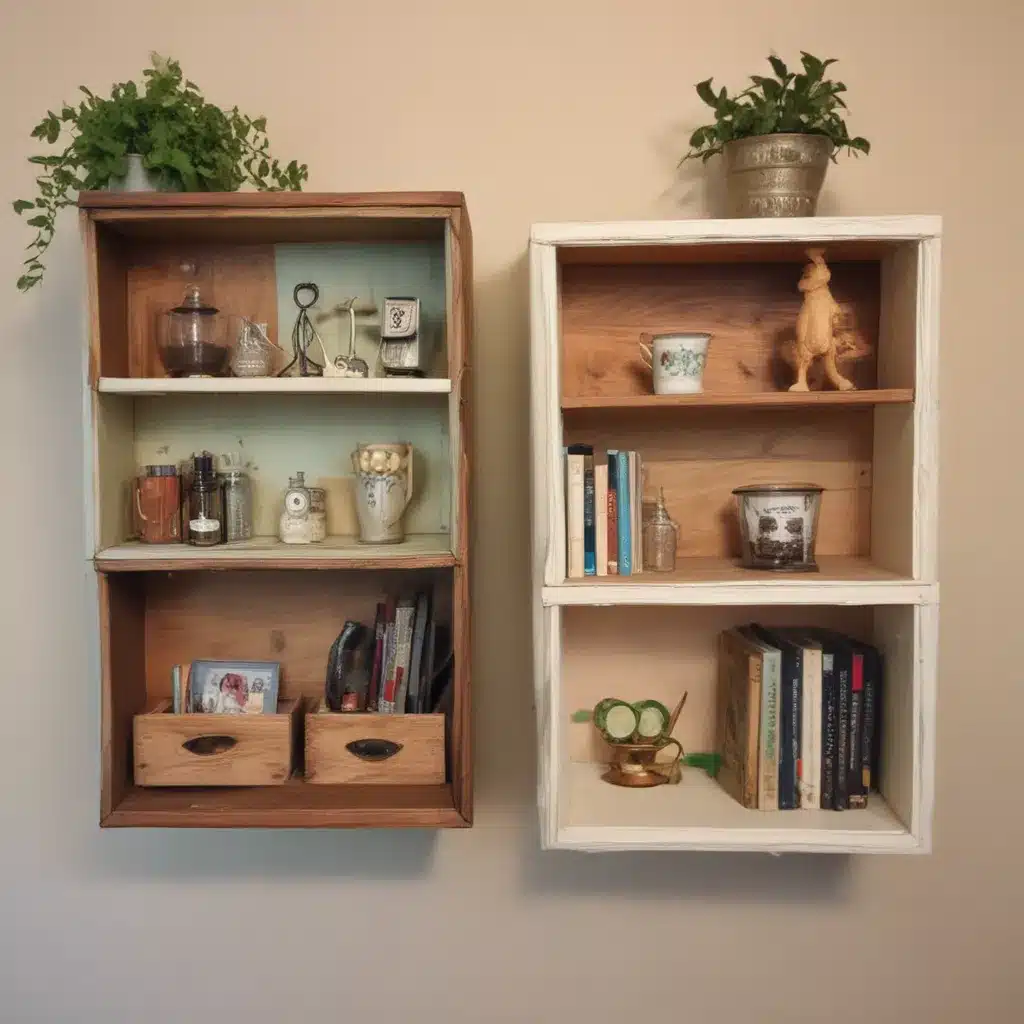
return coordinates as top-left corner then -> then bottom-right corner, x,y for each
564,444 -> 645,578
717,625 -> 882,811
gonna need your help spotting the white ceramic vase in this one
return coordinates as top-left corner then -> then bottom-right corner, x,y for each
351,442 -> 414,544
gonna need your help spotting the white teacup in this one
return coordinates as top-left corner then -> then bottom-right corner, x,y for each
639,332 -> 712,395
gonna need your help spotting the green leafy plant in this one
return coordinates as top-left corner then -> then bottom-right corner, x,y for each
682,51 -> 871,164
13,54 -> 308,291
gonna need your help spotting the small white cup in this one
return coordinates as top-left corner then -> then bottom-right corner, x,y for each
639,332 -> 712,395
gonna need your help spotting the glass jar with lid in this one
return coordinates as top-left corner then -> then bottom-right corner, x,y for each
159,284 -> 229,378
642,488 -> 678,572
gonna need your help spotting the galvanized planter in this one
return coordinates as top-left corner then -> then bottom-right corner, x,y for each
723,133 -> 833,217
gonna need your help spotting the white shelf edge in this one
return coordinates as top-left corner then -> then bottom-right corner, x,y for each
551,826 -> 923,854
542,581 -> 938,607
97,376 -> 452,396
530,214 -> 942,247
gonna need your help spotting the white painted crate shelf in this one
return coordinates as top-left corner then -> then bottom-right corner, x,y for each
529,215 -> 941,854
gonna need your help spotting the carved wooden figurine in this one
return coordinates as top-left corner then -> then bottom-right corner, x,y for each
789,248 -> 855,392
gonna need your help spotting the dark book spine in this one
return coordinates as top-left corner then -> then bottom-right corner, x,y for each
834,647 -> 852,810
848,652 -> 866,807
777,645 -> 801,810
858,645 -> 880,799
582,451 -> 596,576
366,603 -> 386,712
820,651 -> 837,810
869,646 -> 883,793
606,453 -> 619,575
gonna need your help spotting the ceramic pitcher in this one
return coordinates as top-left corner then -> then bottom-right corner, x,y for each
351,442 -> 415,544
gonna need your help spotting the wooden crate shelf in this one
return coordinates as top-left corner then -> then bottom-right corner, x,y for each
105,781 -> 464,829
98,376 -> 452,396
84,192 -> 473,829
96,533 -> 456,572
529,216 -> 941,853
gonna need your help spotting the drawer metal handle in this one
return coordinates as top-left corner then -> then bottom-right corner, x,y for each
346,738 -> 402,762
183,735 -> 237,756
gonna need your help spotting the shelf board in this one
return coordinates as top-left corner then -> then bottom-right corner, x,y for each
555,763 -> 917,853
561,388 -> 914,411
97,376 -> 452,396
96,534 -> 455,572
104,781 -> 465,828
545,556 -> 934,606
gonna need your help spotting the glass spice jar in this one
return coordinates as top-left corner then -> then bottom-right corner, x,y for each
643,488 -> 678,572
187,451 -> 223,547
220,454 -> 253,543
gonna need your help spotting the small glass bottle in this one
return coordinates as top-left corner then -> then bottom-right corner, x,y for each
187,451 -> 223,547
220,453 -> 253,543
643,488 -> 678,572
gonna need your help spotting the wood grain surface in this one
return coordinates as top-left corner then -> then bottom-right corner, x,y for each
142,569 -> 452,701
564,406 -> 873,559
305,710 -> 445,785
133,698 -> 301,787
560,261 -> 880,400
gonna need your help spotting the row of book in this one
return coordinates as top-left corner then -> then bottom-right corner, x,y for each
325,593 -> 452,715
564,445 -> 646,578
717,625 -> 882,811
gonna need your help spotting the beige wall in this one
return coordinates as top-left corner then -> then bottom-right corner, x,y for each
1,1 -> 1021,1020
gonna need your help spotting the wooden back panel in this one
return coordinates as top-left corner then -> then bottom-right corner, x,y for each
562,603 -> 875,764
560,261 -> 880,400
143,568 -> 452,699
564,406 -> 873,558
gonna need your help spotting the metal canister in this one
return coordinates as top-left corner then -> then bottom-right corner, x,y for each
308,486 -> 327,542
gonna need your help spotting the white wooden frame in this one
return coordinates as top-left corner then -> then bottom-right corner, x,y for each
529,216 -> 941,853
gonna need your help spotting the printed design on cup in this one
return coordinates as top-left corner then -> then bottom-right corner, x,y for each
351,443 -> 414,544
659,346 -> 707,379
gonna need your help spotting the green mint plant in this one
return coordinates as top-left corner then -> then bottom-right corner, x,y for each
13,54 -> 308,290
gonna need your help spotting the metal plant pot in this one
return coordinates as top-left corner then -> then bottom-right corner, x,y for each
106,153 -> 180,193
723,133 -> 833,218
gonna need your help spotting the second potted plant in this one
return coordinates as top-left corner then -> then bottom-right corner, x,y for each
682,51 -> 870,218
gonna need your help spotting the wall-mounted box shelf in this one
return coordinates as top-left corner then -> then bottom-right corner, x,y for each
83,191 -> 473,829
530,216 -> 940,853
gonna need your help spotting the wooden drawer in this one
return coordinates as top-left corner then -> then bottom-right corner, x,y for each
305,708 -> 445,785
133,698 -> 301,787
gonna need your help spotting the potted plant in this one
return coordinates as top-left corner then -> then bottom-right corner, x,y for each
12,54 -> 308,291
682,51 -> 870,218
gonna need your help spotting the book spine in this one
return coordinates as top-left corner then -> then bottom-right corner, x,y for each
801,647 -> 822,809
629,451 -> 642,574
582,450 -> 596,576
380,601 -> 399,712
566,453 -> 585,578
407,592 -> 429,713
821,650 -> 837,810
616,450 -> 632,576
860,646 -> 880,799
848,652 -> 866,807
367,603 -> 386,712
392,603 -> 416,713
744,654 -> 762,809
606,452 -> 619,575
758,650 -> 780,810
777,646 -> 801,810
835,649 -> 851,809
594,461 -> 608,576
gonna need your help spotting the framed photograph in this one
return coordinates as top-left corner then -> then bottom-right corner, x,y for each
189,661 -> 280,715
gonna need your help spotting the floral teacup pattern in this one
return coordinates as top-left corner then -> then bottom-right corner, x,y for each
639,332 -> 712,394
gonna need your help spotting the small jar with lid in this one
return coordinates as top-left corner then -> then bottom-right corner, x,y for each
642,488 -> 678,572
